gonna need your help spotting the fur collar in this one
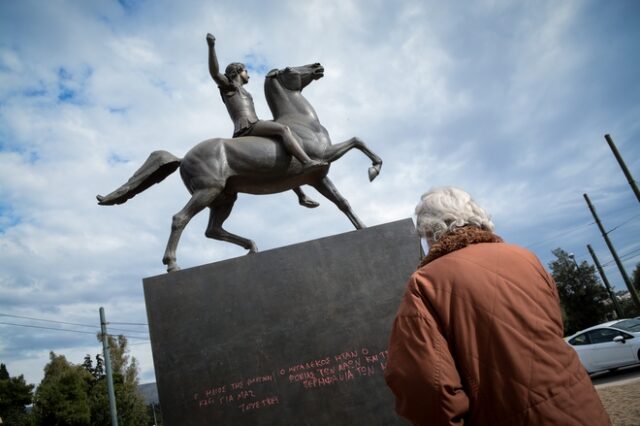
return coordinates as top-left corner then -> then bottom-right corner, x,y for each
419,226 -> 503,267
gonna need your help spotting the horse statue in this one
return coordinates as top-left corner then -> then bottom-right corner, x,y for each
97,63 -> 382,272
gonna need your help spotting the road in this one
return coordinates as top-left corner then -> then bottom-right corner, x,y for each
591,364 -> 640,388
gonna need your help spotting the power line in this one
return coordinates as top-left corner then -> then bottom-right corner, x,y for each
617,253 -> 640,265
129,340 -> 152,346
526,221 -> 594,249
104,325 -> 147,333
621,247 -> 640,259
606,213 -> 640,234
602,256 -> 640,273
597,201 -> 638,219
0,321 -> 98,335
0,312 -> 148,334
601,247 -> 640,267
0,321 -> 149,340
109,321 -> 148,326
0,312 -> 96,328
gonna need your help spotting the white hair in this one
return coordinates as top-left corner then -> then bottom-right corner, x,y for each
415,187 -> 494,243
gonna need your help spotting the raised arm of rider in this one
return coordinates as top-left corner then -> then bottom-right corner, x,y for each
206,33 -> 230,88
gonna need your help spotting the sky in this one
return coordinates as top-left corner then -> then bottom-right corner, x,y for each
1,0 -> 639,387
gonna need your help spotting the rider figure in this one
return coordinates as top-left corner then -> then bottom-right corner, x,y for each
207,34 -> 326,171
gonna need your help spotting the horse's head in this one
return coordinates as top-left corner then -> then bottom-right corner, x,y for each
266,63 -> 324,92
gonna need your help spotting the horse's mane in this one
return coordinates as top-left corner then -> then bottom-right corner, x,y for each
265,69 -> 279,78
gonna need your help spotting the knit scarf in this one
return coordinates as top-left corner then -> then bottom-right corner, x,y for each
419,225 -> 503,267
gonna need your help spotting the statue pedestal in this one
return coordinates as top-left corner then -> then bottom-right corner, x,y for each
144,218 -> 418,425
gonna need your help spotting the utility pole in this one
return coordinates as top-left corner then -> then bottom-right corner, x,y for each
151,402 -> 158,426
587,244 -> 624,318
100,307 -> 119,426
583,193 -> 640,311
605,134 -> 640,203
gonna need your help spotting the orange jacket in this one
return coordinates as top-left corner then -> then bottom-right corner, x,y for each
384,242 -> 610,426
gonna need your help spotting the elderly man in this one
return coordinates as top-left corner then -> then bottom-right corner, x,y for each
384,187 -> 610,425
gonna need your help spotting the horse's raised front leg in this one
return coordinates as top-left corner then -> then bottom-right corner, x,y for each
311,176 -> 365,229
162,187 -> 221,272
293,187 -> 319,208
205,192 -> 258,253
319,137 -> 383,182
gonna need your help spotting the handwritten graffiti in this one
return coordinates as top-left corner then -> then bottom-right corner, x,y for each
193,347 -> 388,414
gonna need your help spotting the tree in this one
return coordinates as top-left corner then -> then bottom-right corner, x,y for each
32,352 -> 92,426
597,263 -> 640,319
616,292 -> 639,318
86,334 -> 150,426
0,363 -> 35,426
82,354 -> 104,380
549,248 -> 611,335
617,263 -> 640,317
30,336 -> 150,426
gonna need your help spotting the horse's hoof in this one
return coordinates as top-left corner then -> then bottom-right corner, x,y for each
164,257 -> 180,272
368,166 -> 380,181
166,265 -> 181,273
299,198 -> 320,208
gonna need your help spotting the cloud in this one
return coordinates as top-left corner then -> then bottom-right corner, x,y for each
1,0 -> 640,386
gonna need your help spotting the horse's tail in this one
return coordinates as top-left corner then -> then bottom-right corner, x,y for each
96,150 -> 182,206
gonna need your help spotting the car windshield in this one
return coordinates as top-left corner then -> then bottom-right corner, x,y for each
613,318 -> 640,332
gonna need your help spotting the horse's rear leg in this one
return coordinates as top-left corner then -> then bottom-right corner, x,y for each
162,187 -> 221,272
205,193 -> 258,253
312,177 -> 366,229
320,137 -> 383,181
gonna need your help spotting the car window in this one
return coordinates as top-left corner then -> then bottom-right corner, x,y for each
587,328 -> 626,344
613,318 -> 640,332
569,333 -> 590,346
616,331 -> 634,339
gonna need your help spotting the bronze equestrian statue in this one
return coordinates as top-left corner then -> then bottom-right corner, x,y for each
97,41 -> 382,272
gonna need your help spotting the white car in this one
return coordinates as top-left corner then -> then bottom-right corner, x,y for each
565,318 -> 640,374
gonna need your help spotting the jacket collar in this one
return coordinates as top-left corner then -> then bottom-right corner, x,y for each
419,226 -> 503,267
